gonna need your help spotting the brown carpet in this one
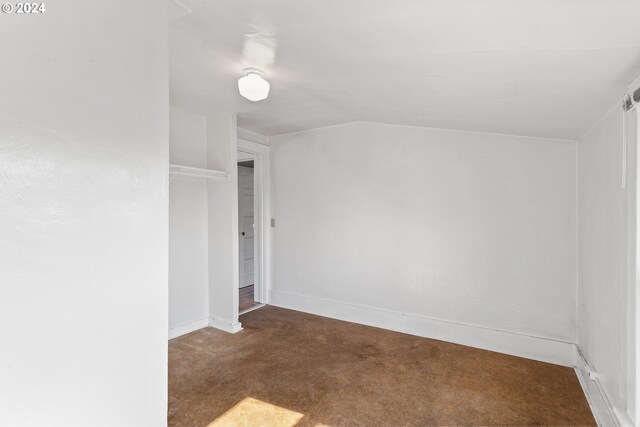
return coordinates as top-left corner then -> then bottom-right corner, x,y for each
168,306 -> 595,427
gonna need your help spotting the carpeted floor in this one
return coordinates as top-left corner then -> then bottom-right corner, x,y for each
168,306 -> 595,427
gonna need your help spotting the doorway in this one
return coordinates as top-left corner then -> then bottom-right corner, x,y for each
237,142 -> 268,315
237,155 -> 259,313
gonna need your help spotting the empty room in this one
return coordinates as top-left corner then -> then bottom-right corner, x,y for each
2,0 -> 640,426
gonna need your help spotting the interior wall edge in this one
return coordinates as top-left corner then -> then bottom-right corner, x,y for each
576,102 -> 631,418
575,346 -> 633,427
168,317 -> 210,340
575,132 -> 581,350
269,289 -> 575,367
577,101 -> 622,142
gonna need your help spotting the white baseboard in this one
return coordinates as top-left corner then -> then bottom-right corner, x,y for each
168,316 -> 244,339
269,289 -> 575,367
574,347 -> 633,427
209,316 -> 243,333
168,317 -> 209,340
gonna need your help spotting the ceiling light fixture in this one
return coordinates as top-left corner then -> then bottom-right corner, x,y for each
238,68 -> 270,101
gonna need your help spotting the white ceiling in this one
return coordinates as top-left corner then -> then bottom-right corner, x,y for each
169,0 -> 640,140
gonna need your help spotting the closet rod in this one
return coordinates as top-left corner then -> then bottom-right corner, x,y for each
169,164 -> 230,182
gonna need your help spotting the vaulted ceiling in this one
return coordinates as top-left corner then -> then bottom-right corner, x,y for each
170,0 -> 640,139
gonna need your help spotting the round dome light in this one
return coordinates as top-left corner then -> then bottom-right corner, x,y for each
238,68 -> 270,102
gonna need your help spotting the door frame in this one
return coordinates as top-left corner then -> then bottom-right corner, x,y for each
624,77 -> 640,425
627,98 -> 639,424
237,138 -> 270,305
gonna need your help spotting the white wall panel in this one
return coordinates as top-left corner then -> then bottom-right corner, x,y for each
270,122 -> 577,348
578,104 -> 632,422
169,108 -> 210,336
0,2 -> 169,424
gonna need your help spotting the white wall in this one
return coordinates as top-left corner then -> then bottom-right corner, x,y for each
577,104 -> 633,422
0,1 -> 168,426
167,109 -> 242,335
207,114 -> 242,332
169,107 -> 210,337
270,122 -> 577,362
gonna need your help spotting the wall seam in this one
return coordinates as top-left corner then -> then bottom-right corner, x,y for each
576,136 -> 580,351
269,120 -> 577,142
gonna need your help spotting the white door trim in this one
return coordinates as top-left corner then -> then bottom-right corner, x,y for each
237,138 -> 270,304
627,102 -> 639,424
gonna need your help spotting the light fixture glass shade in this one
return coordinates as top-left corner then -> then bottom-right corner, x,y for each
238,71 -> 270,101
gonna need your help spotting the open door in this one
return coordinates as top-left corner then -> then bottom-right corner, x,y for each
238,160 -> 255,289
238,152 -> 263,314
